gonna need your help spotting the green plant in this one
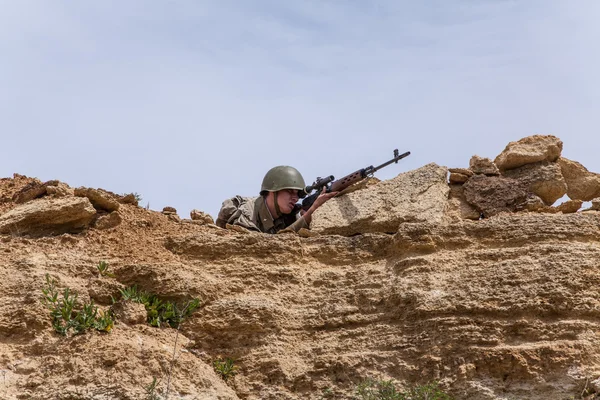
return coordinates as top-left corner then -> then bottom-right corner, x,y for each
96,261 -> 114,278
213,357 -> 238,382
320,387 -> 335,399
354,379 -> 453,400
402,382 -> 453,400
356,379 -> 401,400
143,377 -> 161,400
118,286 -> 200,329
41,274 -> 114,336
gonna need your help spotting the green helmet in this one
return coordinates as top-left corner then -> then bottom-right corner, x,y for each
260,166 -> 307,198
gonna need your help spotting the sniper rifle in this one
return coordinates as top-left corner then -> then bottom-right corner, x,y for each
301,149 -> 411,212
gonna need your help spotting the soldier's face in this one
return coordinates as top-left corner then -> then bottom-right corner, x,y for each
277,189 -> 299,214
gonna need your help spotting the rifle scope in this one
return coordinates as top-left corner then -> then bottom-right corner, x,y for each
305,175 -> 335,193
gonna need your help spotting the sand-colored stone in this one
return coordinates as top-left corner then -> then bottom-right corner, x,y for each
502,161 -> 567,205
469,155 -> 500,176
75,187 -> 120,212
191,209 -> 215,224
0,197 -> 96,236
494,134 -> 563,171
446,184 -> 480,220
311,163 -> 449,236
558,157 -> 600,201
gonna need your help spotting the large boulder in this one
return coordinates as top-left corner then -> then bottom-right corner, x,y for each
494,135 -> 562,171
0,197 -> 96,236
310,163 -> 449,236
558,158 -> 600,201
74,187 -> 120,212
502,161 -> 567,205
463,175 -> 530,217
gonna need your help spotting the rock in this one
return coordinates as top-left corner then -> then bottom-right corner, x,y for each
502,161 -> 567,205
555,200 -> 583,214
521,194 -> 546,212
94,211 -> 122,230
226,223 -> 252,234
298,227 -> 319,237
12,180 -> 45,203
0,197 -> 96,236
463,175 -> 530,217
45,182 -> 73,197
110,301 -> 147,325
494,135 -> 563,171
162,206 -> 177,214
190,209 -> 215,224
167,214 -> 181,223
449,173 -> 469,184
74,187 -> 120,212
119,193 -> 139,206
311,163 -> 449,236
448,168 -> 474,177
558,158 -> 600,201
469,156 -> 500,176
446,184 -> 480,220
591,198 -> 600,211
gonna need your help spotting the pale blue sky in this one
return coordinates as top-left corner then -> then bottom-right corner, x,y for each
2,1 -> 599,218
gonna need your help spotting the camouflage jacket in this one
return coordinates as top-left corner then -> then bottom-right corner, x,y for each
215,195 -> 308,234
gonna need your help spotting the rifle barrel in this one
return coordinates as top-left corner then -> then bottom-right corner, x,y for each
372,151 -> 411,173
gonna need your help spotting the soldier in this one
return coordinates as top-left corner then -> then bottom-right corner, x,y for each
216,166 -> 337,234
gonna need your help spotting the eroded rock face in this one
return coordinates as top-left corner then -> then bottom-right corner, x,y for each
469,156 -> 500,176
463,175 -> 529,217
0,197 -> 96,236
494,135 -> 563,171
502,161 -> 567,205
447,184 -> 480,220
94,211 -> 122,230
558,158 -> 600,201
12,180 -> 46,203
310,163 -> 449,236
74,187 -> 120,212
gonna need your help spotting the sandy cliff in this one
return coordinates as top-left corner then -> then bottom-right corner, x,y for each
1,135 -> 600,399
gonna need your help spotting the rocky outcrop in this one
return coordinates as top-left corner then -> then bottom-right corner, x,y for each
94,211 -> 122,230
191,209 -> 215,224
558,157 -> 600,201
74,187 -> 120,212
447,184 -> 480,220
463,175 -> 530,217
311,163 -> 449,236
0,197 -> 96,236
469,156 -> 500,176
502,161 -> 567,205
494,135 -> 563,171
12,180 -> 47,203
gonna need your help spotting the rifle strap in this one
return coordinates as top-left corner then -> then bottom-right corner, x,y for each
273,191 -> 282,217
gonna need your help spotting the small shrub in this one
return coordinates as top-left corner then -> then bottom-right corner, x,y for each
96,261 -> 114,278
143,377 -> 161,400
213,357 -> 238,382
41,274 -> 114,336
118,286 -> 200,328
354,379 -> 453,400
356,379 -> 401,400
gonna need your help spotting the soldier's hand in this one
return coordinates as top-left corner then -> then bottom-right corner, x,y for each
311,187 -> 338,210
